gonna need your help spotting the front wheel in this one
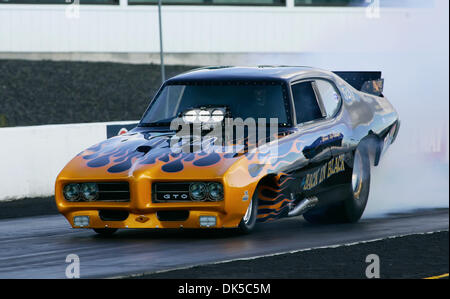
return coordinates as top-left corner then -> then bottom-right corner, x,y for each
237,197 -> 258,234
93,228 -> 118,236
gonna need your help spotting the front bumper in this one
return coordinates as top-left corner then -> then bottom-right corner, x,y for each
56,179 -> 252,229
65,209 -> 239,229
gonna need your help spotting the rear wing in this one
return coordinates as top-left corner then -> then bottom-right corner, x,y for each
333,71 -> 384,97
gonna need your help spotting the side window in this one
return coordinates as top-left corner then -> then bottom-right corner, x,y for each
291,81 -> 323,124
315,80 -> 341,118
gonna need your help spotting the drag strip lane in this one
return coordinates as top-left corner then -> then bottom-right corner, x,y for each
0,209 -> 447,278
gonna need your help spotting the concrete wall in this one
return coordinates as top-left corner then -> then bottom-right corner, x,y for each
0,1 -> 443,54
0,121 -> 136,201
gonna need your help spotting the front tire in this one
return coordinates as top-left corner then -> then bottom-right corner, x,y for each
237,196 -> 258,234
303,146 -> 371,224
93,228 -> 118,235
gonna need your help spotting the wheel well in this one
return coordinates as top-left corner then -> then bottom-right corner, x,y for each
359,132 -> 383,167
252,174 -> 279,204
258,174 -> 279,189
253,173 -> 293,222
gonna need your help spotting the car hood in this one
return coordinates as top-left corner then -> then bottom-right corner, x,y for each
60,129 -> 308,180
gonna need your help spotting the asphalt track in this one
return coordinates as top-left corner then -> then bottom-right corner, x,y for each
0,209 -> 447,279
139,231 -> 449,279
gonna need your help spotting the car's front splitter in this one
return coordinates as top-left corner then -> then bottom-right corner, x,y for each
64,209 -> 242,229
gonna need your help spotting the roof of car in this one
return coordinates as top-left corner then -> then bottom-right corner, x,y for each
166,66 -> 326,83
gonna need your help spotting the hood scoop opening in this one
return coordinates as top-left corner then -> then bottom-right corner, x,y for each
136,145 -> 152,155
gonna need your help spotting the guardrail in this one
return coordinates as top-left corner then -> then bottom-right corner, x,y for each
0,121 -> 137,202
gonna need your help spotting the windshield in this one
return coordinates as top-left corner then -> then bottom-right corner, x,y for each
140,82 -> 290,126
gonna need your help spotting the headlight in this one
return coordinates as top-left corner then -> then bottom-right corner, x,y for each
189,182 -> 207,201
208,183 -> 224,201
211,109 -> 225,122
81,183 -> 99,201
63,184 -> 81,201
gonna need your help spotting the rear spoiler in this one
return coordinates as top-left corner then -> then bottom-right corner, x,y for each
333,71 -> 384,97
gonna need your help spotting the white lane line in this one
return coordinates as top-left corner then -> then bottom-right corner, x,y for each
108,229 -> 449,279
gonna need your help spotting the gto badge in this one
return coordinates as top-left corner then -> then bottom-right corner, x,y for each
163,193 -> 189,200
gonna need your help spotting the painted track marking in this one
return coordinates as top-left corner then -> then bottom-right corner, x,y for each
424,273 -> 449,280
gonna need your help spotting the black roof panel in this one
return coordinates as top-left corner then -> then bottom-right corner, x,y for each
166,66 -> 316,83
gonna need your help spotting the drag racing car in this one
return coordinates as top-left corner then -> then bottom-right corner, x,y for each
55,66 -> 400,235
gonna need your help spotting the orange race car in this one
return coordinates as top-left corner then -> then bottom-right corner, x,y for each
55,66 -> 399,235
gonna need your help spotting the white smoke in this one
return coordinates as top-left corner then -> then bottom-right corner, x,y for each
364,150 -> 449,218
226,0 -> 449,217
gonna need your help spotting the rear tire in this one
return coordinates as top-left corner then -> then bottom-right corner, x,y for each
303,146 -> 371,224
343,146 -> 371,222
93,228 -> 118,235
237,196 -> 258,234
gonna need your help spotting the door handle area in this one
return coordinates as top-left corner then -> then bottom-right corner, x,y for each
302,133 -> 343,159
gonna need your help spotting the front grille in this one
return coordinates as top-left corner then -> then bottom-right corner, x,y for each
152,182 -> 192,203
96,182 -> 130,202
152,182 -> 224,203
